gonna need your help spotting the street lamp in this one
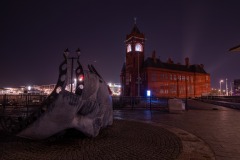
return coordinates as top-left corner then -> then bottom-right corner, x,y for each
219,79 -> 224,95
64,48 -> 81,93
230,81 -> 233,96
226,78 -> 228,96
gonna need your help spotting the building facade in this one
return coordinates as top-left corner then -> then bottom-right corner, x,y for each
120,23 -> 211,98
233,79 -> 240,96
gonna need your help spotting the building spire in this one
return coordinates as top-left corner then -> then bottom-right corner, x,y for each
131,17 -> 141,34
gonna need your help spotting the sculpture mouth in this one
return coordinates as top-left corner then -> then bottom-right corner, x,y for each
1,51 -> 113,139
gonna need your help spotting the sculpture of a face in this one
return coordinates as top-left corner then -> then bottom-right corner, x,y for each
16,55 -> 113,139
17,71 -> 113,139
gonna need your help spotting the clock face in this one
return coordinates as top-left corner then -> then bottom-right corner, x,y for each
135,43 -> 143,52
127,44 -> 132,52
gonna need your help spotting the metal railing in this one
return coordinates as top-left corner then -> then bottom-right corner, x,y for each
112,96 -> 169,111
0,94 -> 47,105
0,95 -> 171,126
0,94 -> 48,132
0,94 -> 47,118
196,96 -> 240,110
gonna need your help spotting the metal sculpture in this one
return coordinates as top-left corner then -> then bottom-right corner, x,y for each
0,50 -> 113,139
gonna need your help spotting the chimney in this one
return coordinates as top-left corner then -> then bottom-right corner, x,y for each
152,50 -> 156,63
200,64 -> 204,68
167,58 -> 174,64
185,57 -> 189,66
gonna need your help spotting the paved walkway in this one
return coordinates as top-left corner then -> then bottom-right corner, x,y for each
0,120 -> 183,160
114,100 -> 240,160
0,100 -> 239,159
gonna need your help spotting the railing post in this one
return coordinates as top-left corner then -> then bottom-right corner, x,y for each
131,97 -> 134,110
3,94 -> 6,112
150,96 -> 152,110
26,95 -> 28,117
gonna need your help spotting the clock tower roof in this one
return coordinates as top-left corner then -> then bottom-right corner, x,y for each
131,23 -> 141,34
126,23 -> 145,40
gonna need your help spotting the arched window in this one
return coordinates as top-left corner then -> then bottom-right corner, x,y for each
127,44 -> 132,52
135,43 -> 143,52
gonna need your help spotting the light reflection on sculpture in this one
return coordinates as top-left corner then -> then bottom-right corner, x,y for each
15,51 -> 113,139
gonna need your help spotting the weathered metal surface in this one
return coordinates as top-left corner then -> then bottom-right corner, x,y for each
1,53 -> 113,139
75,58 -> 84,96
18,71 -> 113,139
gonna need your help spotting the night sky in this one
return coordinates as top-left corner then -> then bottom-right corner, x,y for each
1,0 -> 240,89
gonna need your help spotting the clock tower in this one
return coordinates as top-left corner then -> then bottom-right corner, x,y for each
121,22 -> 145,96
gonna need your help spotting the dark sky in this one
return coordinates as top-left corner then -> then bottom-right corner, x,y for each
1,0 -> 240,89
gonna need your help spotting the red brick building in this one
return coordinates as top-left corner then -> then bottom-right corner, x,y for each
120,23 -> 211,98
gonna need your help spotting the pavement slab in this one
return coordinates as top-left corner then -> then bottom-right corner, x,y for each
1,99 -> 239,160
0,120 -> 183,160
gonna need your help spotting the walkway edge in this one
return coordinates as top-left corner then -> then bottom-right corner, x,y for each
120,119 -> 216,160
157,123 -> 215,160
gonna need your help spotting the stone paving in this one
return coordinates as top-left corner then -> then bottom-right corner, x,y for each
0,120 -> 182,160
0,99 -> 239,159
114,100 -> 240,160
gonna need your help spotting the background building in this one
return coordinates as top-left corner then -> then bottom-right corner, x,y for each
120,23 -> 211,98
229,45 -> 240,96
108,83 -> 121,96
233,79 -> 240,96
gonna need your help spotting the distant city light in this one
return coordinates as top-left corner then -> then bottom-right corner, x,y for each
114,84 -> 121,88
108,82 -> 121,96
0,82 -> 121,96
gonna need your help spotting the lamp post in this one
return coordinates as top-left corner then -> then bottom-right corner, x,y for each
219,79 -> 224,95
226,78 -> 228,96
64,48 -> 81,93
230,81 -> 233,96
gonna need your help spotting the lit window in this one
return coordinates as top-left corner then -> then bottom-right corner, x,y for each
127,44 -> 132,52
178,75 -> 181,81
182,76 -> 185,81
135,43 -> 143,52
151,73 -> 157,81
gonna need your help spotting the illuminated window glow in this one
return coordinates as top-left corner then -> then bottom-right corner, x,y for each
127,44 -> 132,52
135,43 -> 143,52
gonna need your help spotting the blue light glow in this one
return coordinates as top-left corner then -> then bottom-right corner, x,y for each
147,90 -> 151,97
